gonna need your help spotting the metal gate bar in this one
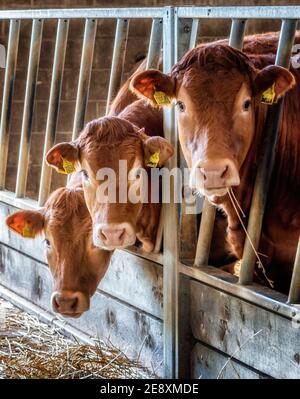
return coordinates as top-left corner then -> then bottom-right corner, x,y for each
146,18 -> 163,69
229,19 -> 247,48
288,238 -> 300,304
0,19 -> 20,190
15,19 -> 43,198
162,6 -> 178,380
239,19 -> 298,285
189,19 -> 199,50
194,200 -> 216,267
72,18 -> 97,140
176,17 -> 200,378
177,6 -> 300,19
38,19 -> 69,206
105,19 -> 129,115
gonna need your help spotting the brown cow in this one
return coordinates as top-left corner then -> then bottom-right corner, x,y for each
130,34 -> 300,292
45,100 -> 174,252
6,178 -> 112,318
5,59 -> 164,316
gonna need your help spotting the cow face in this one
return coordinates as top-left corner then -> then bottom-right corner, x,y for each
46,117 -> 173,251
6,188 -> 112,318
130,46 -> 295,202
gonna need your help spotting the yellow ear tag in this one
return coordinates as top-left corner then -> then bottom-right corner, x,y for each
261,83 -> 276,105
58,157 -> 76,174
22,223 -> 35,238
153,91 -> 170,106
147,151 -> 160,168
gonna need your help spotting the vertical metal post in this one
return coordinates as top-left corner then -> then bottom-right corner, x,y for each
239,19 -> 298,285
288,238 -> 300,304
194,18 -> 247,268
148,18 -> 164,253
189,19 -> 199,50
176,17 -> 199,266
105,19 -> 129,115
175,16 -> 199,379
229,19 -> 247,49
194,200 -> 216,266
15,19 -> 43,198
72,18 -> 97,140
0,19 -> 20,190
38,19 -> 69,206
163,6 -> 178,379
146,18 -> 163,69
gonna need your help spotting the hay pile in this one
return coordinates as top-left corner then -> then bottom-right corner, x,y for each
0,298 -> 152,379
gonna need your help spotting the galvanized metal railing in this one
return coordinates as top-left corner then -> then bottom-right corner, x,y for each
0,6 -> 300,380
0,7 -> 164,212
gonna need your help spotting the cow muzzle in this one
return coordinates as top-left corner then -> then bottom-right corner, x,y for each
190,159 -> 240,198
51,290 -> 90,318
93,222 -> 136,250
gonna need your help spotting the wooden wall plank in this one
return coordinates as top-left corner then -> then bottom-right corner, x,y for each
190,280 -> 300,379
101,250 -> 163,319
192,342 -> 269,379
0,243 -> 163,375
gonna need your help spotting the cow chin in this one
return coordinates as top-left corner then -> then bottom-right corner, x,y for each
97,240 -> 136,251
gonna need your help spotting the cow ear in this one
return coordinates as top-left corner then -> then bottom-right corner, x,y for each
130,69 -> 175,106
143,136 -> 174,168
46,142 -> 79,174
6,210 -> 44,239
253,65 -> 296,104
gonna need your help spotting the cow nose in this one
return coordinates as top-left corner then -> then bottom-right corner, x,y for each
200,165 -> 228,188
100,228 -> 125,246
51,291 -> 88,317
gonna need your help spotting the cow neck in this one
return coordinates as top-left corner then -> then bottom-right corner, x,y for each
119,100 -> 164,138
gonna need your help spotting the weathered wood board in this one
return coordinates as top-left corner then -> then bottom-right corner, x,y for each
191,342 -> 269,379
190,280 -> 300,379
0,243 -> 163,375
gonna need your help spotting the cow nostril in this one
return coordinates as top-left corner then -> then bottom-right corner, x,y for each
100,228 -> 126,243
199,168 -> 207,181
119,229 -> 125,240
221,165 -> 228,179
52,295 -> 59,311
70,297 -> 78,311
100,230 -> 107,241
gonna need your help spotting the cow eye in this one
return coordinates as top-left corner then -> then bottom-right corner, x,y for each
44,239 -> 50,248
81,170 -> 89,180
176,101 -> 186,112
243,99 -> 251,111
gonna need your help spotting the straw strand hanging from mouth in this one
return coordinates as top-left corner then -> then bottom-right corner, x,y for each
227,188 -> 274,288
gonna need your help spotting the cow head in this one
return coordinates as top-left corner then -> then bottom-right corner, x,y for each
6,187 -> 112,318
130,45 -> 296,202
46,116 -> 174,251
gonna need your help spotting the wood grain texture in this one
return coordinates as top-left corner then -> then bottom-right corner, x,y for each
0,243 -> 163,375
190,280 -> 300,379
192,342 -> 269,379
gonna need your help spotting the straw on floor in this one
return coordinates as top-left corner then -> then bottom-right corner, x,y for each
0,298 -> 153,379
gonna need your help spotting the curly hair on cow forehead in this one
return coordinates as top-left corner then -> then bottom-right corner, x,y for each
45,187 -> 89,226
77,116 -> 139,150
171,44 -> 255,78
